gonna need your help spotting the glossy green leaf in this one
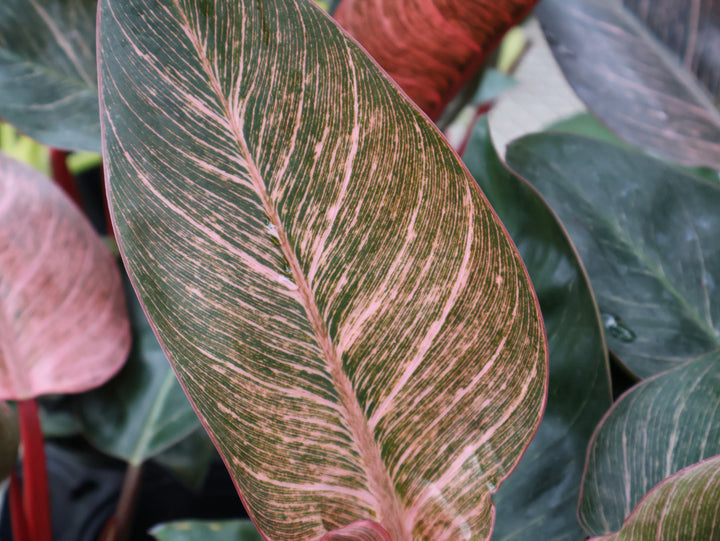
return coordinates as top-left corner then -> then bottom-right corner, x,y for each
0,402 -> 19,481
0,0 -> 100,152
334,0 -> 540,119
0,153 -> 130,400
465,120 -> 611,540
536,0 -> 720,170
547,113 -> 720,184
151,520 -> 263,541
579,350 -> 720,535
99,0 -> 547,538
76,281 -> 201,465
506,133 -> 720,378
591,455 -> 720,541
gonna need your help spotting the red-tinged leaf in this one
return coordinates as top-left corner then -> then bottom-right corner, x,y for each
334,0 -> 539,119
0,154 -> 130,399
536,0 -> 720,169
99,0 -> 547,539
321,521 -> 391,540
591,455 -> 720,541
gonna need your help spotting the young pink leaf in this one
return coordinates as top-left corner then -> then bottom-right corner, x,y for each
0,155 -> 130,399
99,0 -> 547,539
334,0 -> 540,119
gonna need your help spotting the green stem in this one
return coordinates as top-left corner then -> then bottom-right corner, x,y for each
102,462 -> 144,541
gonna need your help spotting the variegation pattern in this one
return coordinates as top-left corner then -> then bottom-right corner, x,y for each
321,521 -> 391,540
579,350 -> 720,535
334,0 -> 539,119
100,0 -> 546,539
592,455 -> 720,541
0,155 -> 130,399
0,0 -> 100,152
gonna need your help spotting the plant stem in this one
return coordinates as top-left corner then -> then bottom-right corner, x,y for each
9,471 -> 30,541
456,101 -> 493,158
50,149 -> 84,209
17,399 -> 52,541
103,462 -> 144,541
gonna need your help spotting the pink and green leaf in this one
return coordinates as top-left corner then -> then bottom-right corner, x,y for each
591,455 -> 720,541
99,0 -> 547,539
579,350 -> 720,536
0,154 -> 130,400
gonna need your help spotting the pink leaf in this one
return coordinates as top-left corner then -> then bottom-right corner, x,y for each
0,155 -> 130,399
321,521 -> 392,541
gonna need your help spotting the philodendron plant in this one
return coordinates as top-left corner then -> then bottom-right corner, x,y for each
0,0 -> 719,539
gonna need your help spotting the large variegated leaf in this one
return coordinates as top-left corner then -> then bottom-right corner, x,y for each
334,0 -> 540,120
506,133 -> 720,378
465,120 -> 611,540
536,0 -> 720,170
0,154 -> 129,399
99,0 -> 547,539
579,350 -> 720,536
0,0 -> 100,152
591,455 -> 720,541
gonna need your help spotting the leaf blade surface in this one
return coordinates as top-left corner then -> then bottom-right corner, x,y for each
536,0 -> 720,169
99,0 -> 547,539
0,154 -> 130,399
590,455 -> 720,541
0,0 -> 100,152
506,133 -> 720,378
333,0 -> 540,119
580,350 -> 720,535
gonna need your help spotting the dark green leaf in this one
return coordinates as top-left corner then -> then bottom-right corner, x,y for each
465,120 -> 611,540
150,520 -> 262,541
590,455 -> 720,541
151,427 -> 216,491
507,133 -> 720,378
0,0 -> 100,152
580,350 -> 720,535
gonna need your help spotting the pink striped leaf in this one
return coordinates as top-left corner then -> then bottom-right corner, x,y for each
321,521 -> 391,540
0,154 -> 130,399
333,0 -> 540,120
99,0 -> 547,539
591,455 -> 720,541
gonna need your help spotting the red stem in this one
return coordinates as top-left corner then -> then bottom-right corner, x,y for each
17,399 -> 52,541
456,101 -> 493,158
9,471 -> 30,541
50,149 -> 83,210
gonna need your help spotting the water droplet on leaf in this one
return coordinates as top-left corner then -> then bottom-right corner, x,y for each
601,312 -> 636,343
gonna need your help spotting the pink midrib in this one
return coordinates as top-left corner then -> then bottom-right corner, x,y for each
176,4 -> 409,539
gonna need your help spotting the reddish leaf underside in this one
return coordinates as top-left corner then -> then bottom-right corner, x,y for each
333,0 -> 540,119
0,155 -> 130,400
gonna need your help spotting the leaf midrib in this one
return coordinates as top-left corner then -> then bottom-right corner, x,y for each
174,3 -> 408,537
